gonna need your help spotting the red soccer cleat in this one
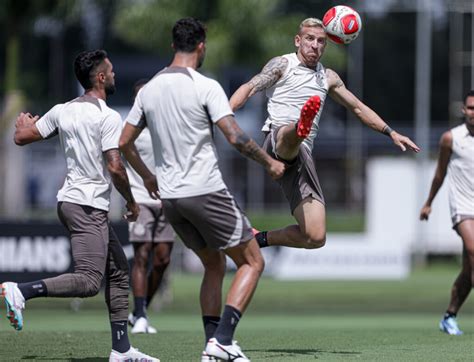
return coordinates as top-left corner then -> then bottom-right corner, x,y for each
296,95 -> 321,138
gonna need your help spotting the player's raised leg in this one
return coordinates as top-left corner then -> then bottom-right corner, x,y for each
275,95 -> 321,161
260,197 -> 326,249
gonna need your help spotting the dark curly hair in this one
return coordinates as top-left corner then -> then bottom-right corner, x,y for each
172,18 -> 206,52
74,49 -> 108,90
465,90 -> 474,103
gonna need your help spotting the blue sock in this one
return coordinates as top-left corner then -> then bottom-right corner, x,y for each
133,296 -> 147,319
18,281 -> 47,301
213,305 -> 242,345
203,315 -> 221,345
111,321 -> 130,353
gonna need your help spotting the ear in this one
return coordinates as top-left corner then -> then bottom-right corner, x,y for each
97,71 -> 106,84
197,42 -> 205,51
294,34 -> 301,48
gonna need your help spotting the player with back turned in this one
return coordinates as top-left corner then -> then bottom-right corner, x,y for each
120,17 -> 285,361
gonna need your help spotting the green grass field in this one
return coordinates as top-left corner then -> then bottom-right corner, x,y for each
1,264 -> 473,361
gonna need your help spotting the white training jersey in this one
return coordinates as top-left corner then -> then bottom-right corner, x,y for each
125,66 -> 233,199
124,127 -> 161,206
447,123 -> 474,218
36,95 -> 122,211
263,52 -> 329,150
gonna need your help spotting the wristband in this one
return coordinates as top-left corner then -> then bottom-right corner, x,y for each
382,125 -> 394,137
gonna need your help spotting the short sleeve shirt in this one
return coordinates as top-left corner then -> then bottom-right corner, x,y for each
36,95 -> 122,211
126,67 -> 233,199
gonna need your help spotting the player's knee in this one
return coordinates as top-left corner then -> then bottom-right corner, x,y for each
304,232 -> 326,249
202,253 -> 226,273
153,255 -> 171,270
133,254 -> 149,270
83,278 -> 102,297
253,255 -> 265,275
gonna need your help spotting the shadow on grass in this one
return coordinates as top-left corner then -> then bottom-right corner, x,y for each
247,348 -> 362,357
22,357 -> 107,361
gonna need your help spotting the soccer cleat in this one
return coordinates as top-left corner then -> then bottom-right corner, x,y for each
109,346 -> 160,362
127,312 -> 136,327
296,95 -> 321,138
131,316 -> 157,334
201,350 -> 220,361
1,282 -> 25,331
205,338 -> 250,361
129,313 -> 157,334
439,316 -> 463,335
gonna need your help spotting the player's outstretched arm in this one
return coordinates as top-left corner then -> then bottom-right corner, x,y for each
119,122 -> 159,200
420,131 -> 452,221
326,68 -> 420,153
230,56 -> 288,111
14,112 -> 42,145
216,115 -> 285,180
104,148 -> 139,221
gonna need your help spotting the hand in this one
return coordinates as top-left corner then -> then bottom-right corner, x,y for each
266,159 -> 285,180
144,175 -> 160,200
419,204 -> 431,221
16,112 -> 39,128
391,131 -> 420,153
124,201 -> 140,222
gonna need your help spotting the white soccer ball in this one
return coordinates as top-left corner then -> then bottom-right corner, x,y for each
322,5 -> 362,44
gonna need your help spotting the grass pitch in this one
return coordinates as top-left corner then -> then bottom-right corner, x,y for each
1,264 -> 473,361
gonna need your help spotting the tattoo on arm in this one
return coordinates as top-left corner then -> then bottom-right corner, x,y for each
218,116 -> 272,167
248,56 -> 288,93
327,69 -> 345,89
105,149 -> 135,203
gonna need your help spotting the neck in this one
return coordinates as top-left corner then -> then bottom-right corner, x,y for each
170,51 -> 200,70
296,52 -> 317,69
84,89 -> 106,101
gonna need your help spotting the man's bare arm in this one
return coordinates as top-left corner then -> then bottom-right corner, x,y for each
327,68 -> 420,153
420,131 -> 452,220
104,148 -> 139,221
14,113 -> 43,145
119,123 -> 159,199
105,148 -> 135,204
216,115 -> 284,179
230,56 -> 288,111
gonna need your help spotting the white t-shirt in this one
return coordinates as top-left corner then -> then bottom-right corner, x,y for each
124,127 -> 161,206
125,67 -> 233,199
447,123 -> 474,218
263,52 -> 329,151
36,95 -> 122,211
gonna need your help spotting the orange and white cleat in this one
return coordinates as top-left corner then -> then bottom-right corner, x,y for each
296,95 -> 321,138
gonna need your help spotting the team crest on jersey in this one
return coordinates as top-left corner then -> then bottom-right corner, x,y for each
314,72 -> 325,88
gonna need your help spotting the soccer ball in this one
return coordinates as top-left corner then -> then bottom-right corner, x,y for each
322,5 -> 362,44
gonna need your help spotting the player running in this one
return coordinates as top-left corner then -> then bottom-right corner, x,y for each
420,90 -> 474,335
2,50 -> 158,362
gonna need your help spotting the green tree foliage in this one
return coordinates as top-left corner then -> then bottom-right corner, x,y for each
112,0 -> 346,74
